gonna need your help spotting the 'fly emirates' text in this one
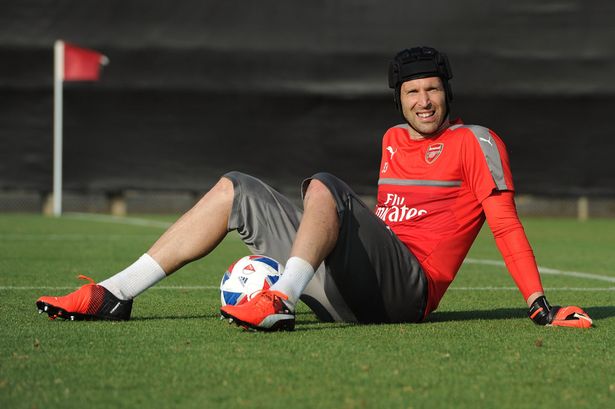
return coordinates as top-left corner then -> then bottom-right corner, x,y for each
375,193 -> 427,223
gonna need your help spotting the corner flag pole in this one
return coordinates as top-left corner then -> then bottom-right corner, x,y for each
52,40 -> 108,216
53,40 -> 65,217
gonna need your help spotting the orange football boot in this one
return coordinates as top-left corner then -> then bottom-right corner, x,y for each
220,290 -> 295,331
36,275 -> 132,321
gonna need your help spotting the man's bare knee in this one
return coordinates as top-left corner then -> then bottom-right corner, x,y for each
214,176 -> 234,197
303,179 -> 335,207
194,176 -> 234,208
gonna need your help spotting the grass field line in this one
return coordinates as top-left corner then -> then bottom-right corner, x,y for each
0,234 -> 159,241
1,285 -> 613,291
0,285 -> 218,290
65,212 -> 174,229
450,287 -> 615,291
464,258 -> 615,283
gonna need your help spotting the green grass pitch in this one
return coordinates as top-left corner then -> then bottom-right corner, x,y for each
1,214 -> 614,409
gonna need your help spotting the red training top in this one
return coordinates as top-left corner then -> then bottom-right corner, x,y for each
376,119 -> 543,316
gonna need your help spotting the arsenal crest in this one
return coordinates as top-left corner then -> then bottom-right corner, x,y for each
425,143 -> 444,164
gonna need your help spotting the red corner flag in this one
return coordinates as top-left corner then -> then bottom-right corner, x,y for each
57,41 -> 109,81
52,40 -> 109,216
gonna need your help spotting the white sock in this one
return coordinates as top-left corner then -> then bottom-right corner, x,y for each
270,256 -> 315,306
99,254 -> 166,300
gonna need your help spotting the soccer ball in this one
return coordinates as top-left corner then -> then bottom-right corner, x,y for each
220,255 -> 284,306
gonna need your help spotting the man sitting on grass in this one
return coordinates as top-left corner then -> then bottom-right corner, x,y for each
36,46 -> 592,331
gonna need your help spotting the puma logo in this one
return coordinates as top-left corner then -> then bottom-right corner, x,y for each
386,146 -> 397,160
479,137 -> 493,147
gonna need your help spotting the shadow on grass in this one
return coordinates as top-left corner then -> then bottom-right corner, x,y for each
131,313 -> 220,321
130,306 -> 615,327
293,321 -> 357,332
426,305 -> 615,323
130,310 -> 321,322
584,305 -> 615,320
426,307 -> 527,323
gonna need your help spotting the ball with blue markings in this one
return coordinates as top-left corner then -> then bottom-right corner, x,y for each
220,255 -> 284,306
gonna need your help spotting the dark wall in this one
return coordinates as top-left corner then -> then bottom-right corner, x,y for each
2,1 -> 615,196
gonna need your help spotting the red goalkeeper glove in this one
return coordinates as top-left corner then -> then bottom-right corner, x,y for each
528,296 -> 593,328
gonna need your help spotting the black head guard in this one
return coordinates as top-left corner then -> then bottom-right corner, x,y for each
388,46 -> 453,111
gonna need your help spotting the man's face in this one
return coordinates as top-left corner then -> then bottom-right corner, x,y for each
400,76 -> 449,139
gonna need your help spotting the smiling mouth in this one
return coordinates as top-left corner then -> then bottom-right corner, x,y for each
417,112 -> 435,119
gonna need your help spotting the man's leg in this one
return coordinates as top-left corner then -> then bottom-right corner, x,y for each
268,179 -> 339,304
222,172 -> 351,323
148,177 -> 234,273
289,179 -> 340,266
220,177 -> 345,330
99,177 -> 234,300
36,177 -> 236,320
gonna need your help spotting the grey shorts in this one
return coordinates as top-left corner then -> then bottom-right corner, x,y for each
224,171 -> 427,323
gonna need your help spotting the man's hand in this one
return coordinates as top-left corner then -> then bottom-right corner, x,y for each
528,296 -> 593,328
